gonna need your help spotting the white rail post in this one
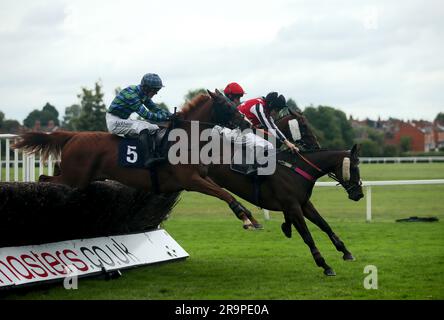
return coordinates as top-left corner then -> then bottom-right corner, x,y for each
30,154 -> 36,182
5,138 -> 10,182
39,151 -> 44,178
366,186 -> 372,222
14,141 -> 19,181
22,153 -> 27,181
48,155 -> 53,176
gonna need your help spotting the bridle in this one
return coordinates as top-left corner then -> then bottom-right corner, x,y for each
294,150 -> 362,193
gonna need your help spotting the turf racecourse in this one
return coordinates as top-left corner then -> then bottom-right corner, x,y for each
3,163 -> 444,300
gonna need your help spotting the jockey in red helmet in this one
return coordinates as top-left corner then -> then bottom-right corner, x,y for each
238,92 -> 299,153
223,82 -> 245,105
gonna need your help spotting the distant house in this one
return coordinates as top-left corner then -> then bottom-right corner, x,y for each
384,120 -> 435,152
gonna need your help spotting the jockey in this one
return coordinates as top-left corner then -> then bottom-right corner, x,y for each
223,82 -> 246,105
106,73 -> 171,167
238,92 -> 299,153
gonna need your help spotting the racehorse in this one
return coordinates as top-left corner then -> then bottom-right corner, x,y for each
208,144 -> 364,276
12,90 -> 262,229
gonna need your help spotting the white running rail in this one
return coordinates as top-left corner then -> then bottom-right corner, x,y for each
263,179 -> 444,222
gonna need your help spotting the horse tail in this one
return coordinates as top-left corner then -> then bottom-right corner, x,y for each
12,131 -> 77,161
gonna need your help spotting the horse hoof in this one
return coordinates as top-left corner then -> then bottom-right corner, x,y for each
343,253 -> 355,261
253,223 -> 264,230
281,223 -> 292,238
243,224 -> 255,230
324,268 -> 336,276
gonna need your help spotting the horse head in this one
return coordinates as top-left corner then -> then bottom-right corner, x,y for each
334,144 -> 364,201
207,89 -> 251,130
276,112 -> 321,150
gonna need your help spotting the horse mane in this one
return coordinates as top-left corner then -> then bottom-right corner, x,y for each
179,94 -> 211,116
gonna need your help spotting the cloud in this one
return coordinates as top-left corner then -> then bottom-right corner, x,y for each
0,0 -> 442,122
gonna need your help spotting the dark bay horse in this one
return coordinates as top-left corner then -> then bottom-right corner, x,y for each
208,145 -> 364,276
275,110 -> 321,150
12,90 -> 262,229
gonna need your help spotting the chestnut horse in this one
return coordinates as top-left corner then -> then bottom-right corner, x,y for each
13,90 -> 262,229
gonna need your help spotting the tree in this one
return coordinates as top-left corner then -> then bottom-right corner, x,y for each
75,82 -> 107,132
62,104 -> 81,131
157,102 -> 171,113
400,136 -> 412,153
184,88 -> 207,102
303,105 -> 354,149
1,120 -> 20,133
358,139 -> 381,157
435,112 -> 444,124
23,102 -> 60,128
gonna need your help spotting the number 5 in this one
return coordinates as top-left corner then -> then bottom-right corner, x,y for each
126,145 -> 138,163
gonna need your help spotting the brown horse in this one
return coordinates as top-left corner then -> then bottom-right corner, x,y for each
12,90 -> 262,229
208,144 -> 364,276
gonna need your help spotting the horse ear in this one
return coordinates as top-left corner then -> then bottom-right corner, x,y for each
215,88 -> 222,96
207,89 -> 216,99
351,144 -> 361,158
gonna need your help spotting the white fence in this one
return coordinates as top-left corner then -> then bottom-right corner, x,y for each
0,134 -> 55,182
361,156 -> 444,163
316,180 -> 444,222
262,179 -> 444,222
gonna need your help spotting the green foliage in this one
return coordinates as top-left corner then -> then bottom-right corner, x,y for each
357,139 -> 381,157
303,105 -> 354,149
400,136 -> 412,153
74,82 -> 107,132
157,102 -> 170,112
0,110 -> 20,133
23,102 -> 60,128
435,112 -> 444,124
184,88 -> 207,102
382,144 -> 399,157
62,104 -> 81,131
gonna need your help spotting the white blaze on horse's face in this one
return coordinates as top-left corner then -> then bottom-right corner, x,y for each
342,157 -> 351,182
288,119 -> 302,141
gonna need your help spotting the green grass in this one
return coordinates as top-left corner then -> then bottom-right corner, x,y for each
3,163 -> 444,300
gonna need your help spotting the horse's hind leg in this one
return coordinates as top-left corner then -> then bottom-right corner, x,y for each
302,201 -> 355,261
285,205 -> 335,276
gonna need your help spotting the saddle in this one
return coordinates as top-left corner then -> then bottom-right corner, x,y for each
229,144 -> 259,176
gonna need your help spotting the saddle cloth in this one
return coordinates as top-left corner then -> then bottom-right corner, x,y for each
118,128 -> 168,168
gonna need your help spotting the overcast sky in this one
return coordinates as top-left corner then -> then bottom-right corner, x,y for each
0,0 -> 443,123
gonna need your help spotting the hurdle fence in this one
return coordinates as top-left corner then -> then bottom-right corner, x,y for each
2,134 -> 443,222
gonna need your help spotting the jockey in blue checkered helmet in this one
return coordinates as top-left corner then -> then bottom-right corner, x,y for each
141,73 -> 164,95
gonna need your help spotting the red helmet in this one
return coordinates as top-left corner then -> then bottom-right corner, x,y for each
224,82 -> 245,96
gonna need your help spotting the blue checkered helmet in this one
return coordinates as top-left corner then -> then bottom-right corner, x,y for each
141,73 -> 164,90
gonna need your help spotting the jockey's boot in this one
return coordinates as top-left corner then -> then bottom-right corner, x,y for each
139,129 -> 164,168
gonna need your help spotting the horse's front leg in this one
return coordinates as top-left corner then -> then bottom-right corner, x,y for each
285,205 -> 336,276
302,201 -> 355,261
182,173 -> 259,230
204,176 -> 263,229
